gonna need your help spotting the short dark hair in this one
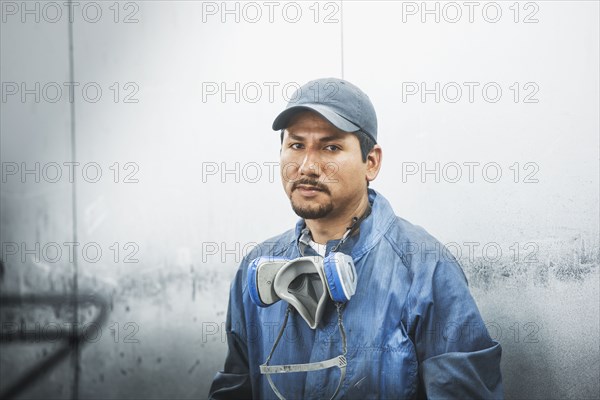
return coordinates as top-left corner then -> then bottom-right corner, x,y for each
279,129 -> 375,163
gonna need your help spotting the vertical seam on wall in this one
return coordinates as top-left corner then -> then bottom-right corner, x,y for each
0,3 -> 3,248
67,1 -> 80,399
340,0 -> 344,79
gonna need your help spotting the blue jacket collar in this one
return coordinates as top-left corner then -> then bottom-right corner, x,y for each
292,188 -> 397,260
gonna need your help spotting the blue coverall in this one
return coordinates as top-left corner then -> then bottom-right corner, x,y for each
209,188 -> 503,399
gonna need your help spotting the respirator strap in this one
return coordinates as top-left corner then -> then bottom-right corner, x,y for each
260,303 -> 348,400
260,355 -> 347,374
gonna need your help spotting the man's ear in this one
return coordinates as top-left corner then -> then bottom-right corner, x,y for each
279,129 -> 285,154
366,144 -> 383,183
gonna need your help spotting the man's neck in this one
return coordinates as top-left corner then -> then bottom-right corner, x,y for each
305,192 -> 370,244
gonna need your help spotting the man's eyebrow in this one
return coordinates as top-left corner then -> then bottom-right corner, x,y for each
286,132 -> 346,142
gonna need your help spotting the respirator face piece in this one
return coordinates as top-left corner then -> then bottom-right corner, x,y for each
248,253 -> 357,329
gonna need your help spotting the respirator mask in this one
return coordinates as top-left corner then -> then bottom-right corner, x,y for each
247,209 -> 369,400
248,252 -> 356,329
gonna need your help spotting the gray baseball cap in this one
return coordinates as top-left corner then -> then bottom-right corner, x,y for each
272,78 -> 378,143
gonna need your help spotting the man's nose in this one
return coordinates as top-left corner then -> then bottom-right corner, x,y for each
298,151 -> 322,177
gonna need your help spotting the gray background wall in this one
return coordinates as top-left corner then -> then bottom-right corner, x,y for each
0,1 -> 598,399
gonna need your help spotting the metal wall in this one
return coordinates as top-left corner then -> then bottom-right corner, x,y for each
1,1 -> 598,399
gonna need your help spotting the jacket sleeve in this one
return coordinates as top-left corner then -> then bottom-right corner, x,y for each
409,255 -> 504,399
208,267 -> 253,400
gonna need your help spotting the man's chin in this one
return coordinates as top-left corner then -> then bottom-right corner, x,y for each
290,199 -> 333,220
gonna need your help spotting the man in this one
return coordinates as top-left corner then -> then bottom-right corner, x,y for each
209,78 -> 503,399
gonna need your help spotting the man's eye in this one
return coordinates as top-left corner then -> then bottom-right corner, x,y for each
290,143 -> 303,149
324,145 -> 340,152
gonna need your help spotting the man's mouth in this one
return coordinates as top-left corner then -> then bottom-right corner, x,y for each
296,184 -> 322,192
294,184 -> 327,197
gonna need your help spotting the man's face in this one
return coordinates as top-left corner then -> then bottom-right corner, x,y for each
280,111 -> 369,220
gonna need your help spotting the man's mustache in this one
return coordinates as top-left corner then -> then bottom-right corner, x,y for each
292,179 -> 330,195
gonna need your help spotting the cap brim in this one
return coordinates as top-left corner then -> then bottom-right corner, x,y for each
272,104 -> 360,133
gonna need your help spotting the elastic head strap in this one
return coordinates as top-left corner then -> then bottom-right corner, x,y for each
260,303 -> 348,400
331,203 -> 372,253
